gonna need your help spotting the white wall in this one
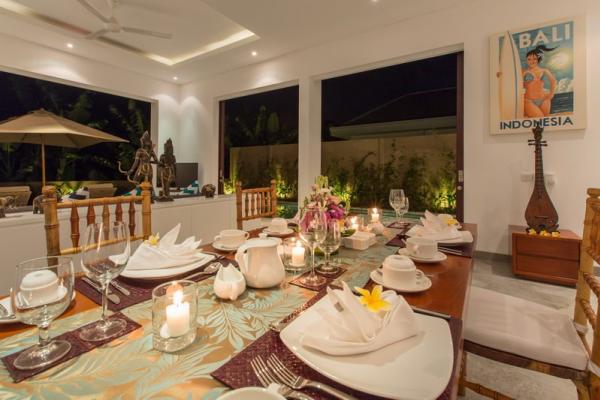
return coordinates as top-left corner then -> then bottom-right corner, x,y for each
0,33 -> 182,159
180,0 -> 600,254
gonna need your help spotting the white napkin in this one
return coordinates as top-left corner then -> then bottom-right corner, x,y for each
406,211 -> 461,241
301,282 -> 419,356
127,224 -> 203,270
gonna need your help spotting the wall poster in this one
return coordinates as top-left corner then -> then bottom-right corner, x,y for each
490,16 -> 586,134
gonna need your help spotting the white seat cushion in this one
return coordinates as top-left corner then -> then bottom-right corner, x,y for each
465,286 -> 588,371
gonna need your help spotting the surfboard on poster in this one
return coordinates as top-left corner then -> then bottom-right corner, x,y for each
489,16 -> 586,135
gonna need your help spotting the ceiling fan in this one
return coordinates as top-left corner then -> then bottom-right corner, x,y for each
78,0 -> 173,40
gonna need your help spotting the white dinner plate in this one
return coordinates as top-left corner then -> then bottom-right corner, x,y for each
218,387 -> 284,400
0,291 -> 76,325
262,228 -> 295,237
371,269 -> 432,293
406,230 -> 473,246
280,296 -> 454,400
212,241 -> 242,252
397,248 -> 447,263
120,254 -> 215,280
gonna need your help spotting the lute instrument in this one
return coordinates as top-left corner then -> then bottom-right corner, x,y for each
524,126 -> 559,232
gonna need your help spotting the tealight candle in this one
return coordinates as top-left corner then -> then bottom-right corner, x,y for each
166,289 -> 190,337
371,208 -> 380,223
349,216 -> 359,231
291,241 -> 306,266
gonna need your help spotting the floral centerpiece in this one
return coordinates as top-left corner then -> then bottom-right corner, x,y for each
301,175 -> 347,221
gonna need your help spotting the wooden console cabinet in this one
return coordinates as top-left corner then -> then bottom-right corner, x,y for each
510,225 -> 581,287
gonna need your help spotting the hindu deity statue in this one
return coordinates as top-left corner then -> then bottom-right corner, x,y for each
118,131 -> 160,185
158,139 -> 176,201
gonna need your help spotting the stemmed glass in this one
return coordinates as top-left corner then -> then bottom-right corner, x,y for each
298,207 -> 327,287
317,219 -> 342,275
389,189 -> 409,226
11,256 -> 74,370
79,221 -> 131,342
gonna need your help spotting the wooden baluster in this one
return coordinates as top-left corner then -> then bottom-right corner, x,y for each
102,202 -> 110,238
140,181 -> 152,239
235,181 -> 243,229
70,205 -> 80,249
244,192 -> 250,219
250,193 -> 255,217
259,192 -> 264,215
270,179 -> 277,216
86,203 -> 95,226
115,202 -> 123,223
128,201 -> 136,237
42,186 -> 60,256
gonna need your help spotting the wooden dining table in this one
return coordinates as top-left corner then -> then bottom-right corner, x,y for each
0,221 -> 476,399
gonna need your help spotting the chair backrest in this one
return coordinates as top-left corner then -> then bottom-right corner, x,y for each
42,181 -> 152,256
235,180 -> 277,230
574,188 -> 600,376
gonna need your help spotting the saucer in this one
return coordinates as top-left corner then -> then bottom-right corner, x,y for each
212,241 -> 242,252
370,269 -> 432,293
263,228 -> 294,237
397,248 -> 447,263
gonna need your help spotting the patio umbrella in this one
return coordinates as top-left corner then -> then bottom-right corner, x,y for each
0,109 -> 128,186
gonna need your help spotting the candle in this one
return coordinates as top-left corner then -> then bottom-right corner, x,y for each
371,208 -> 380,223
291,242 -> 305,266
166,289 -> 190,337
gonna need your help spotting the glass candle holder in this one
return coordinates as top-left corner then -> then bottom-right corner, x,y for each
283,237 -> 308,272
346,215 -> 364,232
152,280 -> 197,353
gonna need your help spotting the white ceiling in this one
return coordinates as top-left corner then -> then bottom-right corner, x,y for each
0,0 -> 465,84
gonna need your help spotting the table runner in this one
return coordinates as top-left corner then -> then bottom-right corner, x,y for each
289,266 -> 347,291
212,290 -> 462,400
74,258 -> 226,311
1,313 -> 140,383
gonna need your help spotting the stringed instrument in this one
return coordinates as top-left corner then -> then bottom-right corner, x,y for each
524,126 -> 559,232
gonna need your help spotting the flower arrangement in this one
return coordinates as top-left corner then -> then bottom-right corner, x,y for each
302,175 -> 347,220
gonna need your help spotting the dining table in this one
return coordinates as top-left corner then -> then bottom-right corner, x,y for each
0,220 -> 476,399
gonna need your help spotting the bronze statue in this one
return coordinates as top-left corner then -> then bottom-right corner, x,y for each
0,196 -> 15,218
201,184 -> 216,198
158,139 -> 176,201
118,131 -> 159,185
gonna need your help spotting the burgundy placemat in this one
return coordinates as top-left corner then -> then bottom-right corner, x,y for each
75,258 -> 230,311
289,267 -> 347,292
2,313 -> 140,383
212,294 -> 462,400
386,221 -> 414,229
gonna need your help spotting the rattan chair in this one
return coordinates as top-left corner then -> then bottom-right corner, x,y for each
42,182 -> 152,256
235,180 -> 277,230
460,188 -> 600,400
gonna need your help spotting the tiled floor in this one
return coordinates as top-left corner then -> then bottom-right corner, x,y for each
464,256 -> 586,400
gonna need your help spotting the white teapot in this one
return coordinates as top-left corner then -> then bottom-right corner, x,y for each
213,264 -> 246,301
235,234 -> 285,288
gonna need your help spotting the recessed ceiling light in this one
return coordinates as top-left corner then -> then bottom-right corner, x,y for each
251,51 -> 258,57
173,76 -> 179,81
66,43 -> 74,49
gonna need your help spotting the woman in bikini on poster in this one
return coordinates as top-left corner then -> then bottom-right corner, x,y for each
523,45 -> 557,117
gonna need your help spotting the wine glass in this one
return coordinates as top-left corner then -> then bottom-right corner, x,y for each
317,220 -> 342,275
11,256 -> 74,370
389,189 -> 405,224
298,207 -> 327,287
79,221 -> 130,342
398,197 -> 410,226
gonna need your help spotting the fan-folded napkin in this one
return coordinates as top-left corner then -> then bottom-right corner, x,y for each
127,224 -> 203,270
301,282 -> 419,355
406,210 -> 461,241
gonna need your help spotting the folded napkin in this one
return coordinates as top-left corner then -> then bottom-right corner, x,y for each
127,224 -> 203,270
301,282 -> 419,356
406,211 -> 461,241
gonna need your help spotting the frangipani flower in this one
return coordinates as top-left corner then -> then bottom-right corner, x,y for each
146,233 -> 160,246
354,285 -> 391,313
445,217 -> 459,226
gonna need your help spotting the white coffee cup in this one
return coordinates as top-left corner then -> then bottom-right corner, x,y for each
405,237 -> 438,259
382,255 -> 423,288
268,218 -> 288,233
214,229 -> 249,248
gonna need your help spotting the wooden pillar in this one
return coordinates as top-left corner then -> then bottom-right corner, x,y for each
235,181 -> 243,229
140,181 -> 152,239
42,186 -> 60,257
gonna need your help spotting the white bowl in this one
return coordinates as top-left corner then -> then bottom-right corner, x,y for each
218,387 -> 285,400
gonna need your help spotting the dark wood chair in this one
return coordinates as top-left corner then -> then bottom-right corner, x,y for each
235,180 -> 277,230
460,188 -> 600,400
42,181 -> 152,256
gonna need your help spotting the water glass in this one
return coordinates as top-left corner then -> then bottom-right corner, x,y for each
298,207 -> 327,287
11,256 -> 74,370
317,219 -> 342,275
79,221 -> 131,342
389,189 -> 408,225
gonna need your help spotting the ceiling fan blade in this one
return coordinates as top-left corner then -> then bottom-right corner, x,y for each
122,27 -> 172,39
87,28 -> 109,39
77,0 -> 111,23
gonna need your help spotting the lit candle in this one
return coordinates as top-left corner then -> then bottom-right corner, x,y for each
350,216 -> 359,231
371,208 -> 380,223
166,289 -> 190,337
291,242 -> 305,266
